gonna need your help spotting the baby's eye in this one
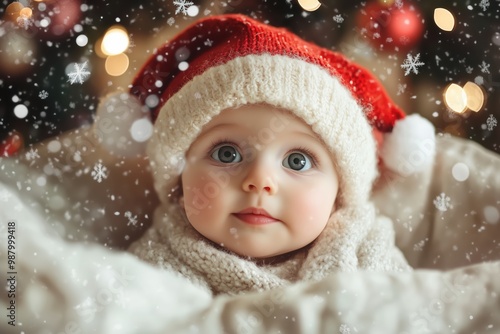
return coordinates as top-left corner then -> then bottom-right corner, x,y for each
282,152 -> 313,171
211,144 -> 242,164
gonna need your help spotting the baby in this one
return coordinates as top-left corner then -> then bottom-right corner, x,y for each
126,14 -> 425,295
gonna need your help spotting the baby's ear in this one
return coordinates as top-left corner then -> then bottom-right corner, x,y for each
93,91 -> 153,157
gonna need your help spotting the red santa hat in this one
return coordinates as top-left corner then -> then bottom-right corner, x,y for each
95,14 -> 435,207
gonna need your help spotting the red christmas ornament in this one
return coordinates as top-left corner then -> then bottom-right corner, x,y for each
357,1 -> 424,52
0,131 -> 23,157
35,0 -> 82,38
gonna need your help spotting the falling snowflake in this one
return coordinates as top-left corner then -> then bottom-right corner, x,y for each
333,14 -> 344,23
114,290 -> 130,308
91,161 -> 108,183
433,193 -> 452,212
204,38 -> 213,47
479,61 -> 490,74
173,0 -> 194,15
0,189 -> 12,202
25,147 -> 40,161
125,211 -> 138,226
403,220 -> 413,232
394,0 -> 403,9
17,16 -> 33,30
397,83 -> 407,96
39,90 -> 49,99
401,53 -> 425,76
67,61 -> 91,84
435,55 -> 441,66
339,324 -> 351,334
167,17 -> 175,26
479,0 -> 490,11
413,239 -> 428,252
486,114 -> 497,131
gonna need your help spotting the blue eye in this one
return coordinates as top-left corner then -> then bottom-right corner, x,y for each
283,152 -> 313,171
211,144 -> 242,163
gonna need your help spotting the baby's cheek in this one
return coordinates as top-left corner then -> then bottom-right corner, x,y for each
293,188 -> 333,223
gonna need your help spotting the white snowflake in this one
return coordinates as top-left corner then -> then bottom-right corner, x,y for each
339,324 -> 351,334
173,0 -> 194,15
397,83 -> 407,96
479,61 -> 490,74
114,290 -> 130,308
124,211 -> 138,226
413,239 -> 428,252
479,0 -> 490,11
394,0 -> 403,9
67,61 -> 91,84
433,193 -> 452,212
91,161 -> 108,183
167,17 -> 175,26
39,90 -> 49,99
401,53 -> 425,76
435,55 -> 441,66
0,189 -> 12,202
17,16 -> 33,30
403,220 -> 413,232
333,14 -> 344,23
204,38 -> 213,47
486,114 -> 497,131
25,148 -> 40,161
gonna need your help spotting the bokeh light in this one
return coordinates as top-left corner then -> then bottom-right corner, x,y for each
105,53 -> 130,76
434,8 -> 455,32
463,82 -> 485,112
5,2 -> 24,22
14,104 -> 29,119
297,0 -> 321,12
444,83 -> 467,114
101,26 -> 130,56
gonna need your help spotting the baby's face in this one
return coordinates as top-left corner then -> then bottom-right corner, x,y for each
181,104 -> 339,259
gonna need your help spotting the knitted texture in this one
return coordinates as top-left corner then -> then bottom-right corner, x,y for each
132,14 -> 405,207
147,54 -> 377,208
130,14 -> 404,129
129,203 -> 410,296
126,14 -> 412,295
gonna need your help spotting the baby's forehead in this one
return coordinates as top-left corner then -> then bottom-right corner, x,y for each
202,103 -> 310,132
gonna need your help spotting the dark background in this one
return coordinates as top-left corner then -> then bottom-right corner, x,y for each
1,0 -> 499,154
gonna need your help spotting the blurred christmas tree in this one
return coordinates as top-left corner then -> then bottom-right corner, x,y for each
1,0 -> 498,156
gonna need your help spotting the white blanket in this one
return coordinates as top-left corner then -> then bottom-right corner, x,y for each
1,130 -> 499,333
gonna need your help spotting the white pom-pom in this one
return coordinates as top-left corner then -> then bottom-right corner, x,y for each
93,92 -> 153,157
380,114 -> 436,176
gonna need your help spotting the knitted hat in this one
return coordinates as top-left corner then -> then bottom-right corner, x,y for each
96,14 -> 435,207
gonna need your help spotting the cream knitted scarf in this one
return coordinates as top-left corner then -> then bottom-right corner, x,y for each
129,202 -> 410,296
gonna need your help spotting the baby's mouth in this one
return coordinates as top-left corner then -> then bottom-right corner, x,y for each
232,207 -> 279,225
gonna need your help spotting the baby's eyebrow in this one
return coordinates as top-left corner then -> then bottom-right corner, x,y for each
202,122 -> 238,132
194,122 -> 243,142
